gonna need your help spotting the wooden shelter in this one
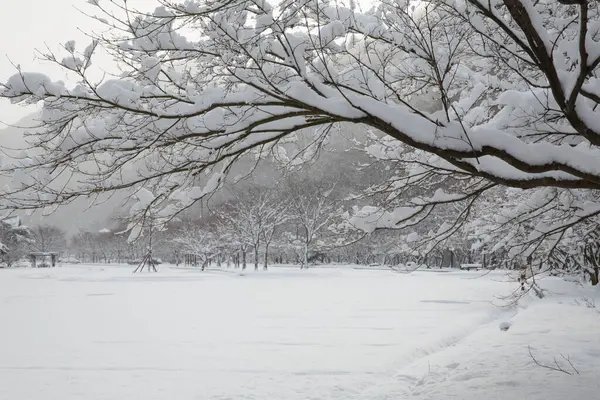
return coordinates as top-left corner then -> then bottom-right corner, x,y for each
184,253 -> 200,266
29,252 -> 60,268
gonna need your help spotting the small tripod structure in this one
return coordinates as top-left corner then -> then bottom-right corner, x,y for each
133,247 -> 158,273
133,216 -> 158,273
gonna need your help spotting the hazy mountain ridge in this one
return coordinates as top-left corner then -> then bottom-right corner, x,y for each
0,114 -> 374,234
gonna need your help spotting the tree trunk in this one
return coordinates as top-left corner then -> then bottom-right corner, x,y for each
254,245 -> 259,271
242,247 -> 247,270
302,244 -> 309,269
263,242 -> 269,270
590,267 -> 599,286
441,249 -> 454,268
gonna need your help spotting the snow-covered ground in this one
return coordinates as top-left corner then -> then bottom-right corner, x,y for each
0,265 -> 598,399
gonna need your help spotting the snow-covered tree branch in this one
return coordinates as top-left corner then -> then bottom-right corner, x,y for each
3,0 -> 600,279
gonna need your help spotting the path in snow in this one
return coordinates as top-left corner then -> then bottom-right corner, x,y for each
356,276 -> 600,400
0,265 -> 596,399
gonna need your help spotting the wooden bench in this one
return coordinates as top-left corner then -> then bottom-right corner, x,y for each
460,263 -> 482,271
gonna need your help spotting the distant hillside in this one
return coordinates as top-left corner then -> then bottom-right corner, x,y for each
0,113 -> 125,234
0,115 -> 376,234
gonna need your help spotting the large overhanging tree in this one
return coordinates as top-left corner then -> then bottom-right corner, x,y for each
2,0 -> 600,267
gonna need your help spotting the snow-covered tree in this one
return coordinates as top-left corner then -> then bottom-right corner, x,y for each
68,228 -> 128,263
3,0 -> 600,279
69,231 -> 95,262
30,225 -> 67,253
284,177 -> 343,268
214,186 -> 289,270
171,219 -> 221,270
258,192 -> 290,270
0,219 -> 33,266
94,229 -> 122,263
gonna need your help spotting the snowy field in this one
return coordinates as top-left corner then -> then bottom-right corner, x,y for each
0,265 -> 598,399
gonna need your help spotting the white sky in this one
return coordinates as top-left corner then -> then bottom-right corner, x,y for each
0,1 -> 80,125
0,0 -> 378,127
0,0 -> 158,126
0,0 -> 168,231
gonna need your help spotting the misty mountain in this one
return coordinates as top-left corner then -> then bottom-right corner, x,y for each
0,114 -> 374,235
0,113 -> 126,234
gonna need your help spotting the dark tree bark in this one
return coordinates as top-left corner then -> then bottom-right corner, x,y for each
263,242 -> 269,270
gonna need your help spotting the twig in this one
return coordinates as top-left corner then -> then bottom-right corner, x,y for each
528,346 -> 580,375
561,354 -> 580,375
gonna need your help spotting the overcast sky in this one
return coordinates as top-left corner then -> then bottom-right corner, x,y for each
0,0 -> 158,232
0,0 -> 377,127
0,0 -> 158,127
1,1 -> 78,125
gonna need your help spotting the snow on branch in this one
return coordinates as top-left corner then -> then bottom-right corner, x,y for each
2,0 -> 600,264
